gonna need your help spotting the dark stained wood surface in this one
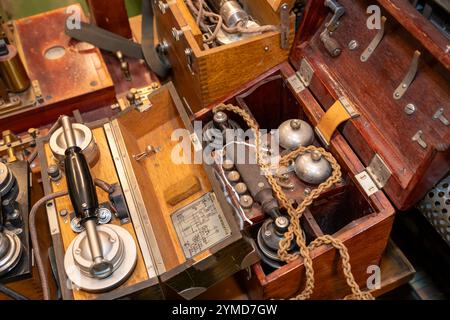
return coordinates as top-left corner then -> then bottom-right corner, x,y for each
87,0 -> 132,39
291,0 -> 450,210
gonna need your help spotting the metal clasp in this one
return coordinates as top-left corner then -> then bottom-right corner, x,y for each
361,16 -> 387,62
133,145 -> 161,161
393,50 -> 421,100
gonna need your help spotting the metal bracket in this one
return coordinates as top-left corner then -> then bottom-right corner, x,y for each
433,107 -> 449,126
315,97 -> 360,148
45,200 -> 61,235
126,84 -> 159,112
366,154 -> 391,189
355,171 -> 379,197
298,59 -> 314,87
190,132 -> 203,153
185,48 -> 195,75
393,50 -> 421,100
361,16 -> 387,62
31,80 -> 44,104
412,130 -> 427,149
280,3 -> 290,49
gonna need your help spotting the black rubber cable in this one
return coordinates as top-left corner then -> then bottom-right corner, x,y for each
29,190 -> 68,300
0,284 -> 29,300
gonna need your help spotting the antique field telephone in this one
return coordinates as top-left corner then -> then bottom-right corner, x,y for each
59,116 -> 138,292
0,159 -> 31,283
35,83 -> 257,300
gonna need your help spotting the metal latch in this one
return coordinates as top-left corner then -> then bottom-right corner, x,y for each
298,59 -> 314,87
280,3 -> 290,49
315,97 -> 359,148
355,154 -> 391,197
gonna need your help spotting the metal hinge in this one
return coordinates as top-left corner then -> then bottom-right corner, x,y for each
286,59 -> 314,93
366,154 -> 391,189
355,154 -> 391,197
287,72 -> 306,94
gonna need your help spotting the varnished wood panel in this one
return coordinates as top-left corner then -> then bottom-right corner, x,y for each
291,0 -> 450,210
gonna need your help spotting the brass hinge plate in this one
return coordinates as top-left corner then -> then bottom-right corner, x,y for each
286,58 -> 315,94
355,154 -> 391,197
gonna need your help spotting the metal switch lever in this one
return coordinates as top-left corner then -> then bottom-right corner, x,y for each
321,0 -> 345,57
324,0 -> 345,32
133,145 -> 161,161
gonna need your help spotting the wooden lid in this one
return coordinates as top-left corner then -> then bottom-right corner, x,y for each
289,0 -> 450,210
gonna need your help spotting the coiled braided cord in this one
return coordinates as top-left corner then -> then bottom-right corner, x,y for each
215,104 -> 374,300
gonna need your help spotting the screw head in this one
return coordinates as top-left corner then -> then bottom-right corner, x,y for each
348,40 -> 359,50
213,111 -> 228,124
227,171 -> 241,183
239,195 -> 254,209
275,216 -> 289,229
264,230 -> 272,237
404,103 -> 416,115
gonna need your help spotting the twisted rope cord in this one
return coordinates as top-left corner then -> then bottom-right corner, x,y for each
215,104 -> 374,300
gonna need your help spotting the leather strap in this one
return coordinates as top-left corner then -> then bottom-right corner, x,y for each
64,0 -> 171,78
315,98 -> 360,147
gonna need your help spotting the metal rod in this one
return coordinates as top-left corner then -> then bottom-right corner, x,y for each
84,219 -> 104,263
61,116 -> 77,148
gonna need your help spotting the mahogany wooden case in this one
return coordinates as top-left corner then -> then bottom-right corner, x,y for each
185,0 -> 449,299
291,0 -> 450,211
195,64 -> 395,299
